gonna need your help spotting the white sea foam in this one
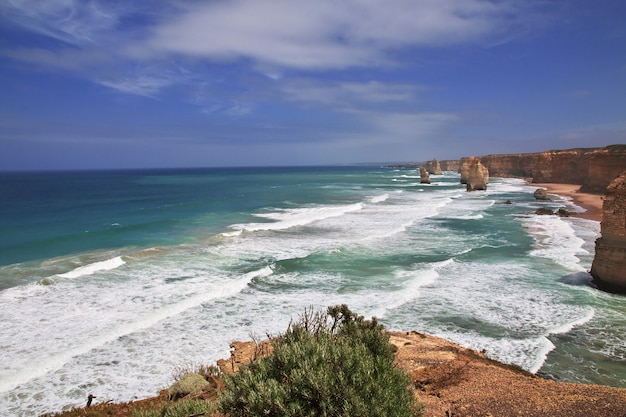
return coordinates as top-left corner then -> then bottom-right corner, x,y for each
521,215 -> 587,272
56,256 -> 126,279
370,193 -> 389,203
228,203 -> 364,233
370,259 -> 454,318
448,213 -> 484,220
244,265 -> 274,280
0,264 -> 254,396
548,307 -> 595,335
384,258 -> 600,374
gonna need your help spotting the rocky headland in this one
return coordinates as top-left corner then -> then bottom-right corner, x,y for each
217,333 -> 626,417
57,332 -> 626,417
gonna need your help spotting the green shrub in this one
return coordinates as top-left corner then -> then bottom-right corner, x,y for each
130,399 -> 214,417
218,305 -> 419,417
166,372 -> 211,400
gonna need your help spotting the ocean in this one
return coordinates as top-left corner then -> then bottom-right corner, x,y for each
0,166 -> 624,416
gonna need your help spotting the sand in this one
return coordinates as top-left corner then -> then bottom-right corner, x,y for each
532,183 -> 603,222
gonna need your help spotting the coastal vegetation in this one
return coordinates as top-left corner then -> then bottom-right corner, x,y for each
218,304 -> 418,417
51,305 -> 419,417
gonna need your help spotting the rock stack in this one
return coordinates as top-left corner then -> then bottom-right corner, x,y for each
461,157 -> 489,191
420,166 -> 431,184
591,170 -> 626,294
427,158 -> 443,175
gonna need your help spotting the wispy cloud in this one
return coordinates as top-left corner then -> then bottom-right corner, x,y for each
97,74 -> 178,98
140,0 -> 517,70
360,110 -> 459,141
281,80 -> 421,108
201,101 -> 254,117
0,0 -> 532,100
1,0 -> 124,45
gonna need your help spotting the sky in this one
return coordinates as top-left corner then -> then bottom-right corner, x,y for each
0,0 -> 625,170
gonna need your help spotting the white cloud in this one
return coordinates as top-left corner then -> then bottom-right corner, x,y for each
140,0 -> 516,70
0,0 -> 529,100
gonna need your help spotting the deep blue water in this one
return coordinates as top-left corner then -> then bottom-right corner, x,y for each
0,167 -> 624,416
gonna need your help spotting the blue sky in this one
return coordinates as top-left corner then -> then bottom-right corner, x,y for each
1,0 -> 625,170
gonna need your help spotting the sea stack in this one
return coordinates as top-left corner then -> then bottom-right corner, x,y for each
419,166 -> 431,184
427,158 -> 443,175
461,157 -> 489,191
591,170 -> 626,294
533,188 -> 550,200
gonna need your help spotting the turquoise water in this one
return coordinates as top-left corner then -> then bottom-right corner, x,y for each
0,167 -> 624,416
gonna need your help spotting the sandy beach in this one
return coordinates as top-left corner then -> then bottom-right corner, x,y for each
532,183 -> 603,222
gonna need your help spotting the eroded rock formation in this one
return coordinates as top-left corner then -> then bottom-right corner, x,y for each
478,145 -> 626,192
425,158 -> 443,175
591,170 -> 626,294
533,188 -> 549,200
462,158 -> 489,191
420,166 -> 431,184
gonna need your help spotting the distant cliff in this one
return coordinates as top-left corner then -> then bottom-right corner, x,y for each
440,159 -> 460,171
384,145 -> 625,192
478,145 -> 626,193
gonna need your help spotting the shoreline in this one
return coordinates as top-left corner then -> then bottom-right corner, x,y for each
531,183 -> 603,222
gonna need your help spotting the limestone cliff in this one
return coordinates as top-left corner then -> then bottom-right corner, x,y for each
440,159 -> 460,171
591,170 -> 626,294
478,145 -> 626,192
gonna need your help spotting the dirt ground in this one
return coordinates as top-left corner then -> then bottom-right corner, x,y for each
389,331 -> 626,417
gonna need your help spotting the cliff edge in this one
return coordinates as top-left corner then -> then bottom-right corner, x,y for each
591,170 -> 626,293
49,332 -> 626,417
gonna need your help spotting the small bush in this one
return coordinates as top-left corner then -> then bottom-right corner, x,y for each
130,399 -> 215,417
218,305 -> 419,417
166,373 -> 211,400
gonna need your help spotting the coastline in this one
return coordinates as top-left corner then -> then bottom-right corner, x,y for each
532,183 -> 603,222
51,332 -> 626,417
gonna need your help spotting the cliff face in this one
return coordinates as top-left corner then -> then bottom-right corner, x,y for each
477,145 -> 626,193
591,170 -> 626,293
440,159 -> 460,171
